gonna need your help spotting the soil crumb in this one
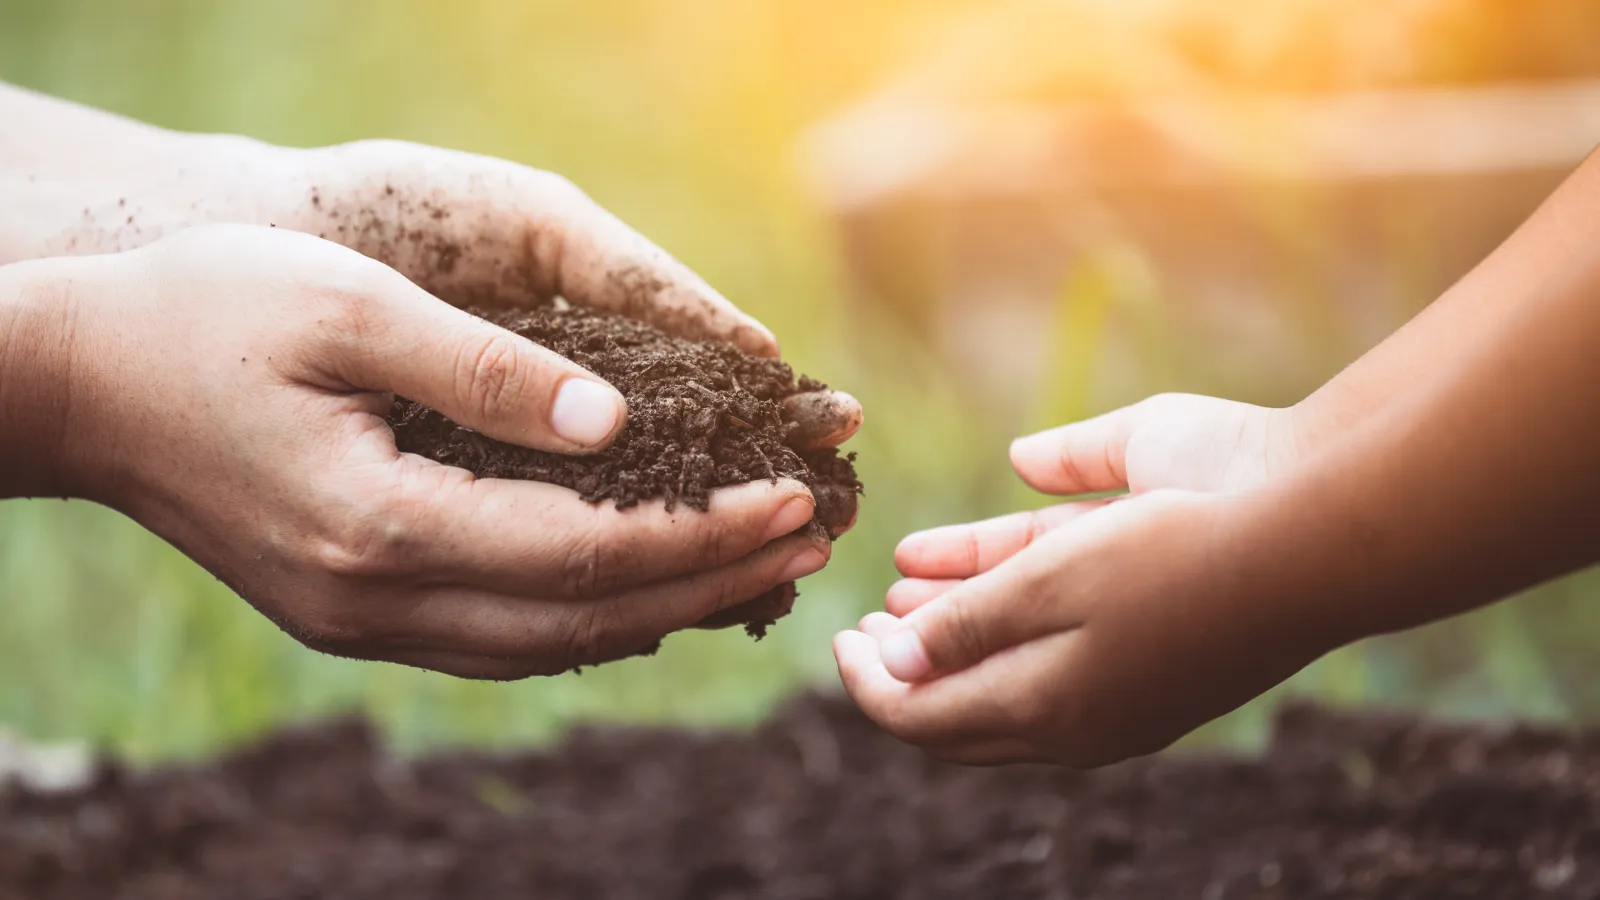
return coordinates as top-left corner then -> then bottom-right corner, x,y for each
3,696 -> 1597,900
387,304 -> 862,643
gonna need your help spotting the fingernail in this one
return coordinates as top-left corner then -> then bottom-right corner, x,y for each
765,497 -> 816,542
879,629 -> 932,682
552,378 -> 624,448
777,548 -> 828,583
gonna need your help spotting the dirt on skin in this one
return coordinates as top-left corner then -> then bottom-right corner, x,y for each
387,303 -> 862,643
3,695 -> 1599,900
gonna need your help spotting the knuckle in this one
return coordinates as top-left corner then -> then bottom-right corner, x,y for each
961,529 -> 983,574
311,530 -> 393,579
309,495 -> 410,580
1056,441 -> 1092,485
455,331 -> 530,424
307,276 -> 385,346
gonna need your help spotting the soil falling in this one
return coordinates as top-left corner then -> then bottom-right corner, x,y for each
387,303 -> 862,643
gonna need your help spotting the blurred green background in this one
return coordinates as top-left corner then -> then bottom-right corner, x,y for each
4,0 -> 1600,762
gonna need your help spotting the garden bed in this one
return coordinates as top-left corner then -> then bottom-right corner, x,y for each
2,694 -> 1596,899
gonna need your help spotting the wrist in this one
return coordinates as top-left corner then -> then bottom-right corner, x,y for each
1203,485 -> 1376,657
0,256 -> 102,499
1282,379 -> 1370,466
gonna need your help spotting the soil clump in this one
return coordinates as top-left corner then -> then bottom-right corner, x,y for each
388,303 -> 862,643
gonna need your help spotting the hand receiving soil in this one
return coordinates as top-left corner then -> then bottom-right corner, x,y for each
835,394 -> 1316,767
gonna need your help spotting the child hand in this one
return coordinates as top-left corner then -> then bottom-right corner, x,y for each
881,393 -> 1301,624
834,490 -> 1333,767
834,395 -> 1327,767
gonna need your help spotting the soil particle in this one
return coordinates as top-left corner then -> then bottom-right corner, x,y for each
3,697 -> 1598,900
387,303 -> 861,642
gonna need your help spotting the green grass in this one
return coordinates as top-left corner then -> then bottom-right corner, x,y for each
1,0 -> 1597,761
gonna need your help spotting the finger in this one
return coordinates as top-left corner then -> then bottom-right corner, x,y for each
325,264 -> 628,454
857,611 -> 902,639
374,460 -> 818,599
812,481 -> 860,539
689,581 -> 796,631
833,630 -> 1024,746
1009,403 -> 1151,495
784,391 -> 863,450
394,533 -> 830,669
884,579 -> 962,617
528,177 -> 780,357
894,501 -> 1109,579
882,534 -> 1082,683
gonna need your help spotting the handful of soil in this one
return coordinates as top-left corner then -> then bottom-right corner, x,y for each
388,302 -> 862,650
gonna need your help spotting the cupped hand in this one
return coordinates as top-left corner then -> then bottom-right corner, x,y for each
835,491 -> 1332,768
876,393 -> 1300,621
59,225 -> 833,677
834,393 -> 1318,766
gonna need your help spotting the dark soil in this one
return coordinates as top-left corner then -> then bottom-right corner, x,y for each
3,695 -> 1599,900
387,303 -> 862,641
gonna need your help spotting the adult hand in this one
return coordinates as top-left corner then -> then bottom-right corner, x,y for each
24,225 -> 834,677
31,134 -> 863,452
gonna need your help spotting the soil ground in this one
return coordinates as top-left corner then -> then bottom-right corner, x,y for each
2,694 -> 1597,900
389,304 -> 862,641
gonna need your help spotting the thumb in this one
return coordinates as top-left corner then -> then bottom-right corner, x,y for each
1009,400 -> 1154,495
878,558 -> 1065,683
335,270 -> 627,454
